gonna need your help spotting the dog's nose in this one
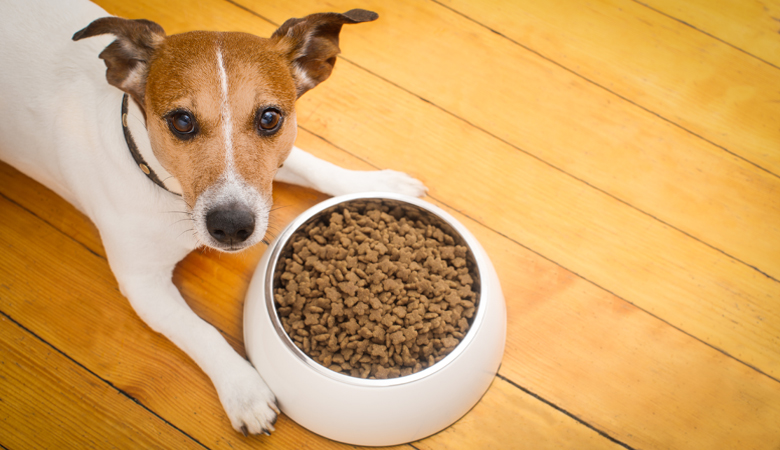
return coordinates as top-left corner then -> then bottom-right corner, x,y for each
206,203 -> 255,244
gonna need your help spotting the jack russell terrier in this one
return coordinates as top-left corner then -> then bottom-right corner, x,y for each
0,0 -> 425,436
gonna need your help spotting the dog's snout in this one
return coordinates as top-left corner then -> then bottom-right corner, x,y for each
206,203 -> 255,245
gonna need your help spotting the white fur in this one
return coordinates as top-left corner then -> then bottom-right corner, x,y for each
216,48 -> 234,167
0,0 -> 426,437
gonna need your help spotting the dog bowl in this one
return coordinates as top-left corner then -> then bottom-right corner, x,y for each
244,192 -> 506,446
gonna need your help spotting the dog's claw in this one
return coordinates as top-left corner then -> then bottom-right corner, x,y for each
218,361 -> 279,437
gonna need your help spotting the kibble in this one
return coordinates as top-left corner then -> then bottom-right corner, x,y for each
274,202 -> 480,379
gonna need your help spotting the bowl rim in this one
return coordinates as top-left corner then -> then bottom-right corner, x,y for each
262,192 -> 489,387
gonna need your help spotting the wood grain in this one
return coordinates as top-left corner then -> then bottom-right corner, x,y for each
639,0 -> 780,67
0,315 -> 202,449
434,0 -> 780,175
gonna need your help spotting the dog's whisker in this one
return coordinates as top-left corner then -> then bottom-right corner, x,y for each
128,111 -> 146,128
172,217 -> 194,226
270,204 -> 292,212
177,227 -> 196,239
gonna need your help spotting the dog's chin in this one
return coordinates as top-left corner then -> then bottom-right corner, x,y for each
209,242 -> 253,253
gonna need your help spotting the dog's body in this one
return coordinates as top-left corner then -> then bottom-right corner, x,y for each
0,0 -> 424,435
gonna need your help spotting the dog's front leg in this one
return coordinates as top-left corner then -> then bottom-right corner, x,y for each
110,261 -> 278,435
275,146 -> 427,197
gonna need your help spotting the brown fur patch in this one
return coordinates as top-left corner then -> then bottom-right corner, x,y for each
72,17 -> 166,112
271,10 -> 378,97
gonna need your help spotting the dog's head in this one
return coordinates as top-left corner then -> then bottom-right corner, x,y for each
73,10 -> 377,252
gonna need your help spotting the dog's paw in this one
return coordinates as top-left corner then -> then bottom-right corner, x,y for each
371,169 -> 428,197
334,169 -> 427,197
217,362 -> 279,436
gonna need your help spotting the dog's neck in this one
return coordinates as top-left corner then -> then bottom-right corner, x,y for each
122,94 -> 183,196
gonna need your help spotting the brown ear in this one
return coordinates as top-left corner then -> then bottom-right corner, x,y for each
73,17 -> 166,111
272,9 -> 378,98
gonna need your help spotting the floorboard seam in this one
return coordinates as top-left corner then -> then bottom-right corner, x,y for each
631,0 -> 780,72
498,374 -> 637,450
0,310 -> 212,450
0,191 -> 102,259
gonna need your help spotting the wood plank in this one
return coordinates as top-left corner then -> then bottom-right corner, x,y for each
639,0 -> 780,68
0,315 -> 202,450
0,160 -> 104,257
243,0 -> 780,283
432,0 -> 780,175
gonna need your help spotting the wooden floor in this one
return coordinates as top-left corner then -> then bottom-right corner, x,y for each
2,0 -> 780,448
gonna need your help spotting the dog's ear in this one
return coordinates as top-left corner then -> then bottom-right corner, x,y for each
271,9 -> 378,98
73,17 -> 166,111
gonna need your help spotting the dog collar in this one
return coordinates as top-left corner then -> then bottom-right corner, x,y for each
121,94 -> 183,196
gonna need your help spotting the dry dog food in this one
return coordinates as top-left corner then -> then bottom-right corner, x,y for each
273,202 -> 480,379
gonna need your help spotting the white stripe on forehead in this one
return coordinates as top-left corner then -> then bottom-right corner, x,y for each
216,47 -> 235,175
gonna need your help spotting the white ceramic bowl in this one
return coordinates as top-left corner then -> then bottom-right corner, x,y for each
244,193 -> 506,446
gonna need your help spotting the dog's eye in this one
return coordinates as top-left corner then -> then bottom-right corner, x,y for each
256,108 -> 283,135
165,110 -> 198,139
172,113 -> 194,133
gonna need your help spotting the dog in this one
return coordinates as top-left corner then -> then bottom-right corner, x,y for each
0,0 -> 425,436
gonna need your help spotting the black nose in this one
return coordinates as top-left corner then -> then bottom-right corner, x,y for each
206,203 -> 255,245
